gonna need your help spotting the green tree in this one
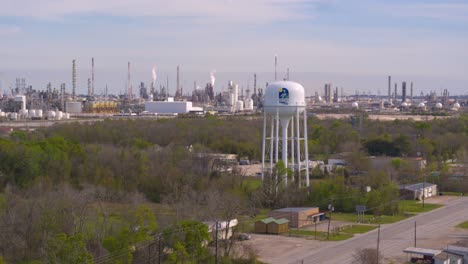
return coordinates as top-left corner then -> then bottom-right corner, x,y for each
46,233 -> 93,264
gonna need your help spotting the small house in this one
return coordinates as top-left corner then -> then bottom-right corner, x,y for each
400,182 -> 437,200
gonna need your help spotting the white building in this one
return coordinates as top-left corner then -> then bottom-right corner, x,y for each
204,219 -> 238,240
400,182 -> 437,200
145,101 -> 203,114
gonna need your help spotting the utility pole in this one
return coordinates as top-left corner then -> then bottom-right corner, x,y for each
157,234 -> 162,264
414,221 -> 417,247
215,221 -> 219,264
327,204 -> 334,240
376,224 -> 381,264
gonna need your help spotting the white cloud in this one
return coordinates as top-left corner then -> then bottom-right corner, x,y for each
0,0 -> 317,23
381,1 -> 468,22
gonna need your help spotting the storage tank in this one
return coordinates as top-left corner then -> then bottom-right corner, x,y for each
11,113 -> 18,120
29,109 -> 36,118
64,113 -> 70,119
48,111 -> 56,119
14,95 -> 27,111
244,98 -> 254,111
236,100 -> 244,112
418,102 -> 426,108
351,102 -> 359,109
36,110 -> 43,119
435,103 -> 443,109
56,111 -> 63,120
65,102 -> 82,113
453,102 -> 461,109
0,112 -> 5,117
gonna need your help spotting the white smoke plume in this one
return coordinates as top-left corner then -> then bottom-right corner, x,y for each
152,66 -> 157,85
210,69 -> 216,87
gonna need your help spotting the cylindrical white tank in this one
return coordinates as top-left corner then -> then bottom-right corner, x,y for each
236,100 -> 244,112
64,113 -> 70,119
435,103 -> 443,109
244,98 -> 254,110
48,111 -> 56,119
11,113 -> 18,120
19,109 -> 28,117
29,109 -> 36,118
0,112 -> 5,117
36,110 -> 43,118
56,111 -> 63,120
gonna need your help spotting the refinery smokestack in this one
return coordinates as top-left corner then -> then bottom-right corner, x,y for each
91,57 -> 95,96
127,62 -> 131,99
87,78 -> 91,96
410,82 -> 413,104
388,76 -> 391,101
274,54 -> 278,81
72,59 -> 76,100
177,65 -> 180,97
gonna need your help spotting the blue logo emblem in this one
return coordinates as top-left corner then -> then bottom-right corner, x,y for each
279,88 -> 289,105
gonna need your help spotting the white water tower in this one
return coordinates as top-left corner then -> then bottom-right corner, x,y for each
262,81 -> 309,187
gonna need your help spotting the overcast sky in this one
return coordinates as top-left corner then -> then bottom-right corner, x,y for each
0,0 -> 467,95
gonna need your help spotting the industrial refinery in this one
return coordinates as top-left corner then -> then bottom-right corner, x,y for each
0,58 -> 466,124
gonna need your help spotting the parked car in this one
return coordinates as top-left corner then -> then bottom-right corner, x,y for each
235,233 -> 251,241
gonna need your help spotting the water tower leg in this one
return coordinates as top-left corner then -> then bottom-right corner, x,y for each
281,118 -> 289,187
270,115 -> 274,175
296,109 -> 301,187
303,109 -> 310,187
291,116 -> 295,182
275,108 -> 279,163
262,111 -> 266,182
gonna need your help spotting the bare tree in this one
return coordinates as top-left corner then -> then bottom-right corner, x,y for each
352,248 -> 382,264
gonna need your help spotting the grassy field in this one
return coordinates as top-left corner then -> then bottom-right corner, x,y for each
241,178 -> 262,192
399,200 -> 442,213
287,229 -> 353,241
238,209 -> 270,233
332,212 -> 409,224
456,221 -> 468,229
340,225 -> 377,234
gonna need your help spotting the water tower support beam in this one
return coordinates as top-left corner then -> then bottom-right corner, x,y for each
275,108 -> 279,163
281,118 -> 290,186
304,109 -> 310,187
270,114 -> 274,175
291,116 -> 295,182
296,109 -> 301,187
262,110 -> 266,182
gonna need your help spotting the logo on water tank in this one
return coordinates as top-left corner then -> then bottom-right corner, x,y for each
279,88 -> 289,105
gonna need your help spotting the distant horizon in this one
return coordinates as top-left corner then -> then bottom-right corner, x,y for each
0,68 -> 467,97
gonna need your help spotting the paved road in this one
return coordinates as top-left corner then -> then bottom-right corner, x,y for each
265,197 -> 468,264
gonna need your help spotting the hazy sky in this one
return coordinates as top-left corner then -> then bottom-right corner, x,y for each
0,0 -> 467,95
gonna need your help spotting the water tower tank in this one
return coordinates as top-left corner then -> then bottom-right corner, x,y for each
261,81 -> 309,187
264,81 -> 306,117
